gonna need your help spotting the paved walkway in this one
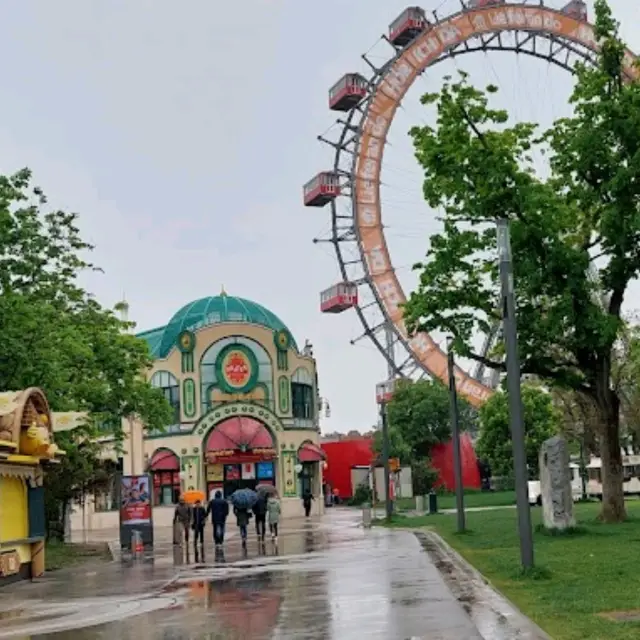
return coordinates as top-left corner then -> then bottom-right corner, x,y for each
2,509 -> 482,639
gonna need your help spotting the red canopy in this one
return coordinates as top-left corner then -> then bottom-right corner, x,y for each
149,449 -> 180,471
205,416 -> 273,452
298,442 -> 326,463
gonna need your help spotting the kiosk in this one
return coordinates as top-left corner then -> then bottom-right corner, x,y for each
0,388 -> 62,584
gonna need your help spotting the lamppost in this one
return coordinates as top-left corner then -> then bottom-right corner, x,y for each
446,337 -> 466,533
375,380 -> 395,522
497,217 -> 534,569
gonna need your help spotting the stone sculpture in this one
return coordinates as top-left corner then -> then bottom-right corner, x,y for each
539,435 -> 575,530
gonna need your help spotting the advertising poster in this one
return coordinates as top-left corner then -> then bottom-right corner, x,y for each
119,474 -> 154,551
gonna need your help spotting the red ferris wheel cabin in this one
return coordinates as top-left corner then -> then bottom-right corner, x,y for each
303,172 -> 340,207
329,74 -> 368,112
389,7 -> 429,48
320,282 -> 358,313
562,0 -> 587,20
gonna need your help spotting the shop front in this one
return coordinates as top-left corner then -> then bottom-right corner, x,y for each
204,416 -> 278,499
297,441 -> 326,497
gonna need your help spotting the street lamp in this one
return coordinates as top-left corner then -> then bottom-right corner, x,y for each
496,217 -> 534,569
446,337 -> 466,533
376,380 -> 395,522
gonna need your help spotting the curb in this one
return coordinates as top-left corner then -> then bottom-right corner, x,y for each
415,530 -> 552,640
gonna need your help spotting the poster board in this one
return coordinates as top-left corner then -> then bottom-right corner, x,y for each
119,474 -> 154,550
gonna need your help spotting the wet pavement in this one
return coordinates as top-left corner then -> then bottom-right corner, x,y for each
1,509 -> 483,639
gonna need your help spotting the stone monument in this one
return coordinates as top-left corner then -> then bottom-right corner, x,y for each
539,435 -> 575,530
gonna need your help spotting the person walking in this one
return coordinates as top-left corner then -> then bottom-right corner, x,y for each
234,505 -> 251,547
302,489 -> 314,518
173,497 -> 191,546
191,499 -> 207,551
206,490 -> 229,547
267,495 -> 281,542
252,494 -> 267,542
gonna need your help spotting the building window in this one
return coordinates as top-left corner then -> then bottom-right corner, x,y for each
291,368 -> 314,420
149,449 -> 181,505
151,371 -> 181,423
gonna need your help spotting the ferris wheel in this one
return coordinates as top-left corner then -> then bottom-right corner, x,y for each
304,0 -> 639,408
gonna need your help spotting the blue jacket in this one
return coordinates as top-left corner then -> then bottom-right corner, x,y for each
207,497 -> 229,525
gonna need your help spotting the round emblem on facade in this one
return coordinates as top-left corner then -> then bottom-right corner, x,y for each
274,329 -> 290,351
177,330 -> 196,354
215,344 -> 259,394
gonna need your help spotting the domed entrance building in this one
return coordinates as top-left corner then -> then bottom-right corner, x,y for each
66,292 -> 325,532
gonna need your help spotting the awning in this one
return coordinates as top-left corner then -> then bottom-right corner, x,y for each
0,462 -> 38,482
149,449 -> 180,471
298,442 -> 326,463
205,417 -> 274,452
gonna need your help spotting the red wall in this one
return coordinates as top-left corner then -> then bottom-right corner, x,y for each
321,438 -> 374,499
430,433 -> 481,491
321,433 -> 481,497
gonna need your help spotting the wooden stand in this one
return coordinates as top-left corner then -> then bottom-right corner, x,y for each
30,539 -> 45,578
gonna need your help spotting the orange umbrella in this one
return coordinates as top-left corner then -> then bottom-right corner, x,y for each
182,489 -> 206,504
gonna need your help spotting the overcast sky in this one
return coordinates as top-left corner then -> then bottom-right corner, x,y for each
0,0 -> 636,433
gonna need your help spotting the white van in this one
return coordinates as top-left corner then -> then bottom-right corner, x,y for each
528,463 -> 583,506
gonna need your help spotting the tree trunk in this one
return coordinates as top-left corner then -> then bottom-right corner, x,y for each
596,391 -> 626,522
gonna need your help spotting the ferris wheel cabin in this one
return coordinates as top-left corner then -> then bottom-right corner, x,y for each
562,0 -> 588,20
389,7 -> 429,48
329,74 -> 368,112
320,282 -> 358,313
466,0 -> 505,8
303,172 -> 341,207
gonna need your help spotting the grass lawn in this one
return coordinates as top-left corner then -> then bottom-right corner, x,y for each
45,540 -> 111,571
394,490 -> 516,512
385,502 -> 640,640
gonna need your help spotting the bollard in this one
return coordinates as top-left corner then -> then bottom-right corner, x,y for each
362,502 -> 372,528
428,491 -> 438,515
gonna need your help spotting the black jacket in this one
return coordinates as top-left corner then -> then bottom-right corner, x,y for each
191,505 -> 207,530
252,496 -> 267,518
207,497 -> 230,525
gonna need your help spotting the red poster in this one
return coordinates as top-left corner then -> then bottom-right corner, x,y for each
120,475 -> 152,525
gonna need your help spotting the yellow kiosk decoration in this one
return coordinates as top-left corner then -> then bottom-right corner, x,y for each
0,388 -> 64,584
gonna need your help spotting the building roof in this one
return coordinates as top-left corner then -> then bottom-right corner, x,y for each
137,293 -> 297,359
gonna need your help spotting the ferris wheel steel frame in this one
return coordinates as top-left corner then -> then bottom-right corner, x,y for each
315,3 -> 639,407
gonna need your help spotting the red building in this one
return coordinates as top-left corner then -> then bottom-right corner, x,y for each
321,434 -> 481,498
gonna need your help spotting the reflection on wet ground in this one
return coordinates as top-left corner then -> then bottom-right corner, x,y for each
0,511 -> 481,639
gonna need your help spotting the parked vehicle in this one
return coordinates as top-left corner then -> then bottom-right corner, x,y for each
528,463 -> 583,506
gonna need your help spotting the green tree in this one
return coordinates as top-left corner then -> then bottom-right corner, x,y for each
44,425 -> 116,539
476,385 -> 561,480
403,1 -> 640,522
374,379 -> 476,463
0,168 -> 173,436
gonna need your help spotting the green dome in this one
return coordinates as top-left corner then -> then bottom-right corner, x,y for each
141,294 -> 297,359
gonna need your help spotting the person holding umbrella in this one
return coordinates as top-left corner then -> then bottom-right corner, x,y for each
302,489 -> 314,518
252,493 -> 267,542
230,488 -> 258,548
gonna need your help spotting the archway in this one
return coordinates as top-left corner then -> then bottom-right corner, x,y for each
149,448 -> 180,506
297,440 -> 326,499
203,417 -> 277,498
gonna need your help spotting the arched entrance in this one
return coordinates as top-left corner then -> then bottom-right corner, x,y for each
204,417 -> 277,498
297,441 -> 326,498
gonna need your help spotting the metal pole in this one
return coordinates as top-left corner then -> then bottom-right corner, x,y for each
496,217 -> 534,569
381,400 -> 392,521
446,339 -> 466,533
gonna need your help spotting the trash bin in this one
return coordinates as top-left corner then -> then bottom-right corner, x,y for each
415,495 -> 425,512
362,502 -> 372,528
428,491 -> 438,515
